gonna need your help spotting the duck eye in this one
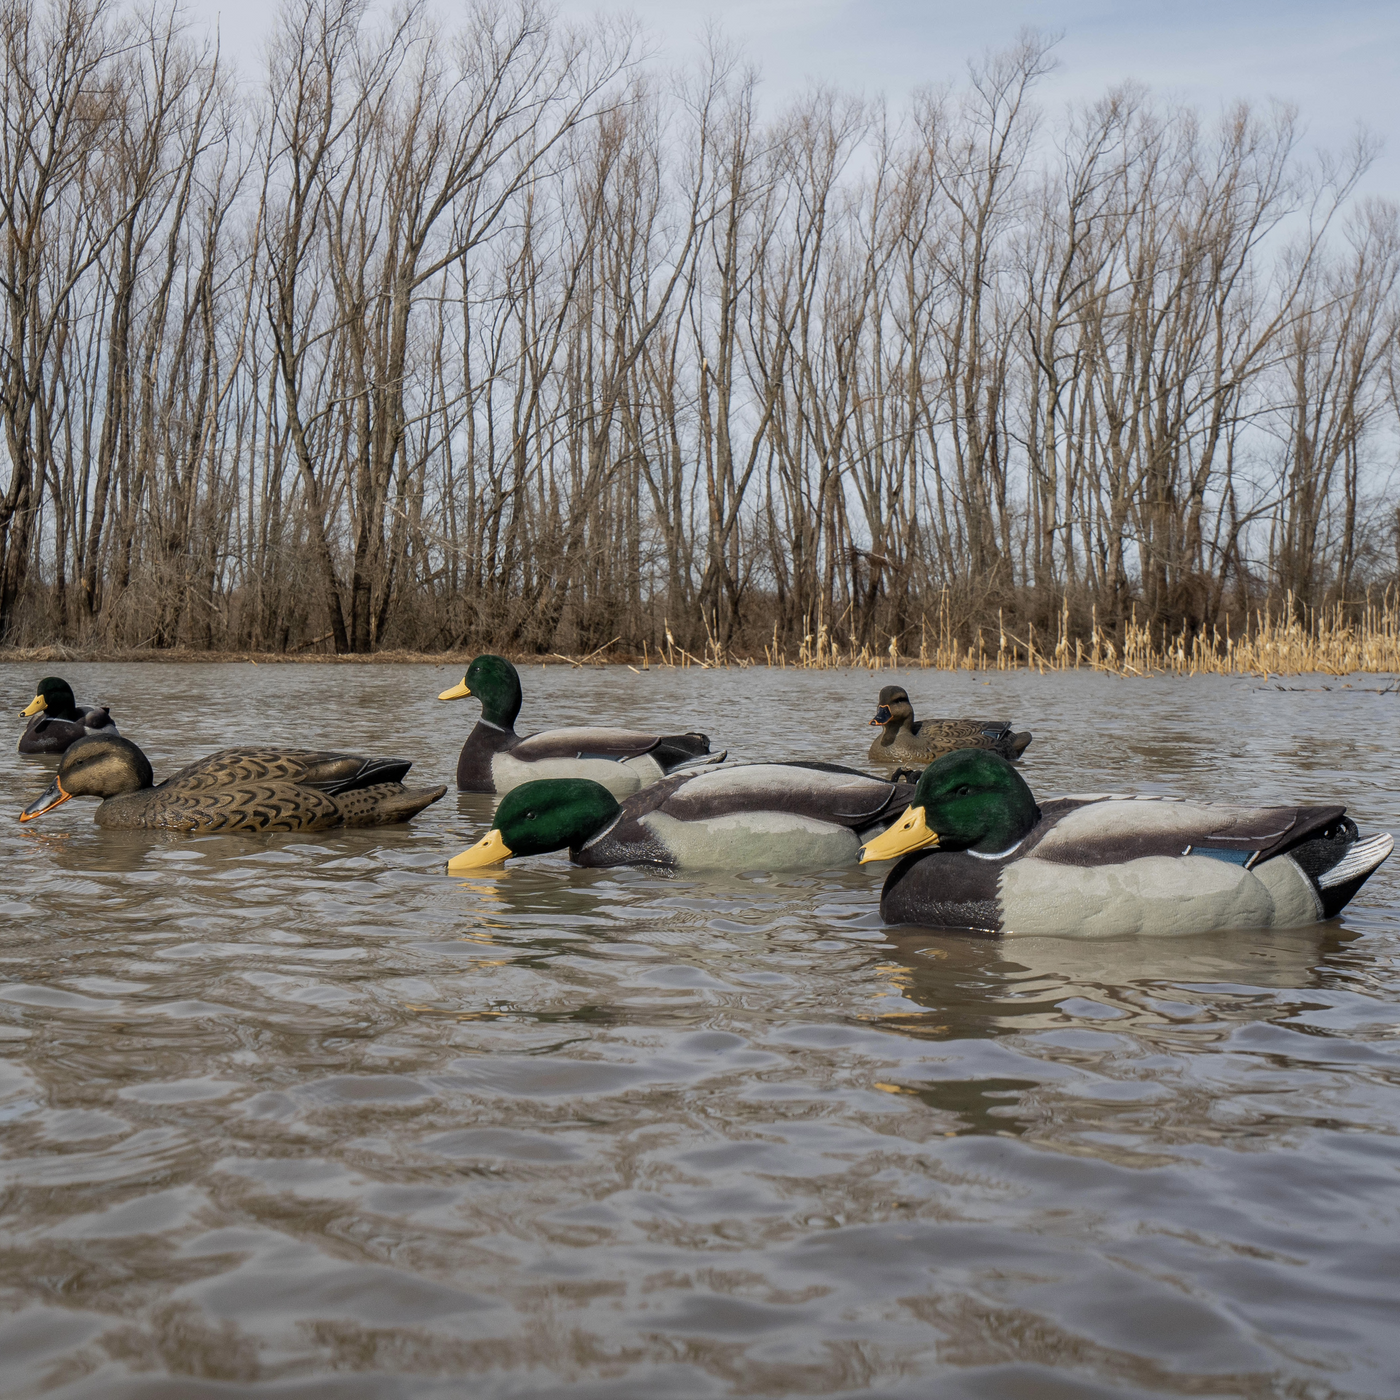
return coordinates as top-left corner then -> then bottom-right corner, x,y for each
956,785 -> 971,796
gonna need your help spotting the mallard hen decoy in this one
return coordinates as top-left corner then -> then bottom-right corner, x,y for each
858,749 -> 1393,937
18,676 -> 118,754
448,762 -> 918,872
439,654 -> 717,797
867,684 -> 1031,764
18,734 -> 446,832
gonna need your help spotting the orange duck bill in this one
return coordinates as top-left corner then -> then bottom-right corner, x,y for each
19,776 -> 72,822
858,805 -> 940,862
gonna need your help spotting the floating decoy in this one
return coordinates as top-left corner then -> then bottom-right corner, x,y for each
18,676 -> 118,755
447,762 -> 918,872
859,749 -> 1392,936
868,684 -> 1031,764
19,734 -> 446,832
439,654 -> 715,797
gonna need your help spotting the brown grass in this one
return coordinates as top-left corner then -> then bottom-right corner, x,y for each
733,589 -> 1400,678
4,590 -> 1398,679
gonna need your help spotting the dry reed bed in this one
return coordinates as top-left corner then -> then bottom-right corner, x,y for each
729,591 -> 1400,678
4,592 -> 1399,680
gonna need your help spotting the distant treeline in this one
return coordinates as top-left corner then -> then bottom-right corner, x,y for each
1,0 -> 1397,656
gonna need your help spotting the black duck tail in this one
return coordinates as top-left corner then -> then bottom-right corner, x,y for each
652,732 -> 712,771
336,783 -> 447,827
304,756 -> 414,795
1010,731 -> 1033,758
1288,825 -> 1394,919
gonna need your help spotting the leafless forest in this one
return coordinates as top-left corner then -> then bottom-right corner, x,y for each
1,0 -> 1397,657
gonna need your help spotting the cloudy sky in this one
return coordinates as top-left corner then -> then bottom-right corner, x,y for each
193,0 -> 1399,199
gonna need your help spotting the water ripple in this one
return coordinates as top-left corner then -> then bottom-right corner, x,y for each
1,662 -> 1398,1397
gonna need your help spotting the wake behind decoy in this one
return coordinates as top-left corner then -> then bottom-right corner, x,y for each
19,734 -> 446,832
440,654 -> 716,798
18,676 -> 118,754
859,749 -> 1392,937
448,762 -> 917,872
868,684 -> 1030,765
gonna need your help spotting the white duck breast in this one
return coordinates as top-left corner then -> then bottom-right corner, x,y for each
639,808 -> 863,870
575,763 -> 914,870
998,851 -> 1322,937
492,748 -> 663,799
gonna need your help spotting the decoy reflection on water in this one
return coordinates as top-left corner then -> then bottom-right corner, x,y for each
863,924 -> 1364,1132
439,654 -> 715,798
19,733 -> 445,832
868,684 -> 1031,765
448,762 -> 917,873
859,749 -> 1393,937
17,676 -> 118,755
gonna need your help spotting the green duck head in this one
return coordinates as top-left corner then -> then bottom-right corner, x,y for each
19,734 -> 154,822
870,684 -> 914,730
20,676 -> 79,721
860,748 -> 1039,863
438,654 -> 523,728
447,778 -> 621,871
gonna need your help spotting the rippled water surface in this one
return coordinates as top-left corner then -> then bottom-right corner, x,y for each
2,661 -> 1399,1399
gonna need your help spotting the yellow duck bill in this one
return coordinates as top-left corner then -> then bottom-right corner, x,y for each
20,694 -> 46,717
447,828 -> 513,871
859,805 -> 940,863
19,776 -> 71,822
438,680 -> 472,701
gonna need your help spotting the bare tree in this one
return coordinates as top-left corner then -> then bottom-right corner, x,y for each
1,6 -> 1395,656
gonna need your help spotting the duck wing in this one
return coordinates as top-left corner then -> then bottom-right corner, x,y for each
512,727 -> 675,764
914,718 -> 1014,739
163,747 -> 411,795
637,762 -> 910,829
1026,795 -> 1347,867
76,705 -> 117,732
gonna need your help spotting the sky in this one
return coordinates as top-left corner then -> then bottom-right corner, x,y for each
194,0 -> 1400,201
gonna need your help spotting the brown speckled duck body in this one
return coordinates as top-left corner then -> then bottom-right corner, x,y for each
19,735 -> 446,832
867,685 -> 1032,765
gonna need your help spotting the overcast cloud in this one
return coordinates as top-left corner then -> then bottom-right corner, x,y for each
194,0 -> 1398,199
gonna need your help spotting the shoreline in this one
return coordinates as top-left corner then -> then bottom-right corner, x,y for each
1,645 -> 1397,685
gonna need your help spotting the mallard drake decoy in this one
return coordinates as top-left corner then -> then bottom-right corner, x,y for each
447,762 -> 918,872
858,749 -> 1392,937
18,734 -> 446,832
868,685 -> 1031,765
18,676 -> 118,755
439,654 -> 716,798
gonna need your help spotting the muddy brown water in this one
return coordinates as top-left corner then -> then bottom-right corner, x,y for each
1,662 -> 1398,1399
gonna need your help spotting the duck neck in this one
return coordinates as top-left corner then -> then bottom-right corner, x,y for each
876,714 -> 916,748
480,680 -> 521,730
970,803 -> 1039,854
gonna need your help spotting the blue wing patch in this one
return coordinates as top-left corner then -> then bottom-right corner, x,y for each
1192,846 -> 1255,866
